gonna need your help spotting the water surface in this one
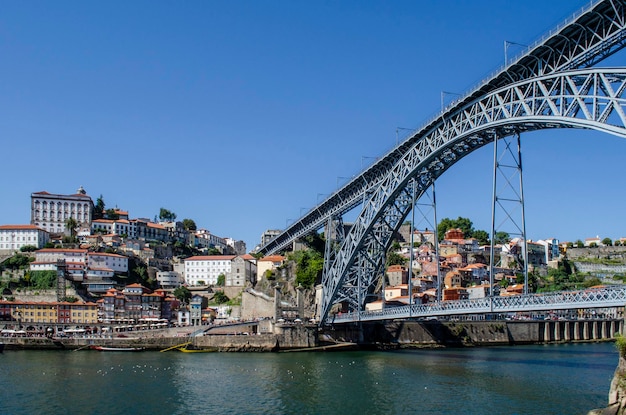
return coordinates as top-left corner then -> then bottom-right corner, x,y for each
0,342 -> 616,415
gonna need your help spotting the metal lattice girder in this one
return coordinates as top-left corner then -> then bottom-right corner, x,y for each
258,0 -> 626,257
320,68 -> 626,323
329,286 -> 626,323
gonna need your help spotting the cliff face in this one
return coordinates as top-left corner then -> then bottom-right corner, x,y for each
589,355 -> 626,415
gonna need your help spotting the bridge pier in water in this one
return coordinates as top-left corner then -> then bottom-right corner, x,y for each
540,319 -> 622,343
326,319 -> 622,347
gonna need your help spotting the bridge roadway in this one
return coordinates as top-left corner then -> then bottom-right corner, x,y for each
258,0 -> 626,256
329,286 -> 626,324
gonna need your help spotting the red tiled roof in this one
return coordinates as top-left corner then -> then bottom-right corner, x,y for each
259,255 -> 285,262
185,255 -> 237,261
0,224 -> 46,231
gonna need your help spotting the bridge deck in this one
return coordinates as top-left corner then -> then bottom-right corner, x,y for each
328,286 -> 626,324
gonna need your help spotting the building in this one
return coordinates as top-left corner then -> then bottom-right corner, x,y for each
387,265 -> 408,286
30,248 -> 89,281
87,252 -> 128,274
257,255 -> 285,280
156,271 -> 183,289
99,287 -> 169,323
91,218 -> 134,238
190,294 -> 208,326
0,300 -> 98,325
183,255 -> 236,286
260,229 -> 282,247
31,186 -> 94,235
226,254 -> 257,287
0,224 -> 50,252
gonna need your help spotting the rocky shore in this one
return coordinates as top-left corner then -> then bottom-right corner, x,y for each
589,353 -> 626,415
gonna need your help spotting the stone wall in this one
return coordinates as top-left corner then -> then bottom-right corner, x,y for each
326,319 -> 621,347
241,290 -> 275,320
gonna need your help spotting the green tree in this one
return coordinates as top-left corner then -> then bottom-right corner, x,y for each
173,286 -> 191,305
159,208 -> 177,222
4,253 -> 32,270
575,239 -> 584,248
29,270 -> 57,290
289,249 -> 324,289
494,231 -> 510,245
65,217 -> 78,241
182,219 -> 197,231
302,232 -> 326,255
386,251 -> 407,267
390,241 -> 402,252
471,230 -> 490,245
216,274 -> 225,287
437,217 -> 474,241
602,237 -> 613,246
134,266 -> 146,281
19,245 -> 37,252
105,208 -> 120,220
213,291 -> 230,304
93,195 -> 106,220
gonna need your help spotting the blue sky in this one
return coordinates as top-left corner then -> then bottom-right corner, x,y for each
1,0 -> 624,251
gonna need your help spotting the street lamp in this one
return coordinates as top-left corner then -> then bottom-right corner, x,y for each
504,40 -> 528,65
396,127 -> 412,145
361,156 -> 378,170
337,176 -> 351,187
441,91 -> 462,111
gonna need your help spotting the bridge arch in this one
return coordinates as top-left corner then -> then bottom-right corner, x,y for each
321,68 -> 626,323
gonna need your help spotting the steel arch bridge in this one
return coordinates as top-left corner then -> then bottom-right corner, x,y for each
258,0 -> 626,325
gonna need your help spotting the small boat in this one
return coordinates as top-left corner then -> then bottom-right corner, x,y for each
177,346 -> 216,353
90,345 -> 144,352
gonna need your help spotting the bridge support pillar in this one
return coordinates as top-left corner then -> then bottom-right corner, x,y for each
554,322 -> 561,342
591,321 -> 598,340
574,322 -> 580,341
564,321 -> 570,341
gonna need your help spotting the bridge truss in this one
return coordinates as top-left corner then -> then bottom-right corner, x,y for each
256,0 -> 626,325
321,68 -> 626,323
331,285 -> 626,323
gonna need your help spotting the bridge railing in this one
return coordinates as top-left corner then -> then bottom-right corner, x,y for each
327,286 -> 626,324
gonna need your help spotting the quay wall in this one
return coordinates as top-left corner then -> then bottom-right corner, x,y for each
0,325 -> 318,352
324,319 -> 623,348
2,320 -> 620,351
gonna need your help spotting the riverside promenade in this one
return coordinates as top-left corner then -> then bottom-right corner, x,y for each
1,318 -> 621,352
0,321 -> 319,352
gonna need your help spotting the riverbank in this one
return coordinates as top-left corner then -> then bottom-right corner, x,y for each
1,319 -> 620,352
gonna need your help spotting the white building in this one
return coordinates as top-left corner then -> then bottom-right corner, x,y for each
87,252 -> 128,273
0,224 -> 49,252
31,186 -> 94,235
156,271 -> 183,289
30,248 -> 88,280
183,255 -> 236,286
91,219 -> 135,238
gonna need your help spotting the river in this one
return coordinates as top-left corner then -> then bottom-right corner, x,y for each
0,342 -> 617,415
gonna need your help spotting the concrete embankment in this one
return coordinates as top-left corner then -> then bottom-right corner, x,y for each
325,319 -> 622,348
1,319 -> 620,352
0,324 -> 319,352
